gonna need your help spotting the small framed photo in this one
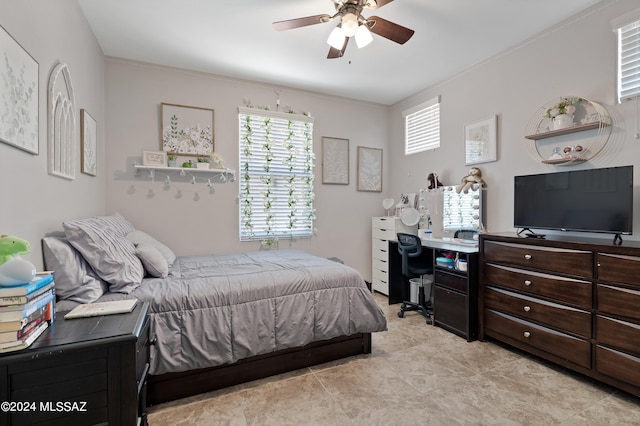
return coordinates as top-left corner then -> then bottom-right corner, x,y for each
464,115 -> 497,165
142,150 -> 167,167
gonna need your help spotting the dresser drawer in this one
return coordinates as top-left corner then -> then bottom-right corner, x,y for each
484,286 -> 591,338
595,345 -> 640,388
372,267 -> 388,283
597,284 -> 640,322
435,269 -> 467,293
372,257 -> 389,274
597,253 -> 640,290
372,237 -> 390,253
483,264 -> 592,309
372,227 -> 396,240
484,309 -> 591,368
372,216 -> 397,229
596,315 -> 640,356
136,316 -> 151,387
371,278 -> 388,295
483,241 -> 592,278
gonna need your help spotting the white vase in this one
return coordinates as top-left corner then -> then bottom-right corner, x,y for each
553,113 -> 574,130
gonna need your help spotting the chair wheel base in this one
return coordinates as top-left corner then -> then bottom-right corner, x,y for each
397,301 -> 433,324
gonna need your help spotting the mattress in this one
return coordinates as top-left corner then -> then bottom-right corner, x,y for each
58,249 -> 387,375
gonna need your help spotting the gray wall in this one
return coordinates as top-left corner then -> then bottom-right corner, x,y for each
103,59 -> 388,277
389,0 -> 640,241
0,0 -> 106,270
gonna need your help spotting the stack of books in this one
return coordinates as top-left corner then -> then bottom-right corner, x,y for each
0,273 -> 55,353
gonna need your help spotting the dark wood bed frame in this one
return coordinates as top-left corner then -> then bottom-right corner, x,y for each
147,332 -> 371,405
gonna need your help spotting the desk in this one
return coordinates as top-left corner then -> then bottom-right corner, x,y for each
389,237 -> 479,341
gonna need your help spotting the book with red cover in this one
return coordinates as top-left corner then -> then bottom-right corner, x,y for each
0,290 -> 55,322
0,304 -> 48,333
0,311 -> 46,343
0,320 -> 48,353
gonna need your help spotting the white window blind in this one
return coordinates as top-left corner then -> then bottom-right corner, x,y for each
238,107 -> 315,241
614,13 -> 640,102
403,96 -> 440,155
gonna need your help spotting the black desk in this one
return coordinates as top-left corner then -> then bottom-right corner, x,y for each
389,238 -> 479,341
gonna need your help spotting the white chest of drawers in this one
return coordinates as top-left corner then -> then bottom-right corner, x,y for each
371,216 -> 417,295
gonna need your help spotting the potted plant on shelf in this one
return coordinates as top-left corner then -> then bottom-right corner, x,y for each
544,97 -> 583,130
167,152 -> 177,167
196,156 -> 210,169
210,152 -> 225,169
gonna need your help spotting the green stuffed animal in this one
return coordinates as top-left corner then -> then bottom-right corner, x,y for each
0,235 -> 31,265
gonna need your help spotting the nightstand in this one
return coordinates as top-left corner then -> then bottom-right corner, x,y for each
0,301 -> 150,426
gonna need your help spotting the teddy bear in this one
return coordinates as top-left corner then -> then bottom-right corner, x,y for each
427,172 -> 443,190
456,167 -> 485,194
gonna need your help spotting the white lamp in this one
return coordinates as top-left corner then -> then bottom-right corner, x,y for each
355,24 -> 373,48
341,12 -> 359,37
327,26 -> 346,49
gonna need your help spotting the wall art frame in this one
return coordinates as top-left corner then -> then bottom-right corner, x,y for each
80,109 -> 97,176
321,136 -> 349,185
143,150 -> 167,167
464,115 -> 497,165
0,24 -> 39,154
161,103 -> 214,157
357,146 -> 383,192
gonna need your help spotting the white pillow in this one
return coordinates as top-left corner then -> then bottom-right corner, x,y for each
42,236 -> 108,303
63,215 -> 144,294
136,243 -> 168,278
126,230 -> 176,266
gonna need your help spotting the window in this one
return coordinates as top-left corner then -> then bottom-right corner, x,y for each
614,12 -> 640,102
403,96 -> 440,155
238,107 -> 315,241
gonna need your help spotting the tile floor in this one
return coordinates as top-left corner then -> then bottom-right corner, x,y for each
147,293 -> 639,425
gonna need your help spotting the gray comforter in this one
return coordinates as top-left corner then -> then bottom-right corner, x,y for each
63,250 -> 387,375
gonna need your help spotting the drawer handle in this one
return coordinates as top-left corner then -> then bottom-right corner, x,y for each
523,305 -> 531,312
523,331 -> 531,338
524,280 -> 532,286
524,254 -> 532,260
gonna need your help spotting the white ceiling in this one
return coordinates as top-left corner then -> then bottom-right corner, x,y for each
78,0 -> 603,105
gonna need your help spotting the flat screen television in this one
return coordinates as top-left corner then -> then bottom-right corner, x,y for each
514,166 -> 633,238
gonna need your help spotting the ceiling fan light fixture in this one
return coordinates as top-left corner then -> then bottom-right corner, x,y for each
355,24 -> 373,48
327,26 -> 346,50
341,12 -> 359,37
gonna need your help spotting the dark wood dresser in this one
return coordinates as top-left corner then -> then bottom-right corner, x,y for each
479,233 -> 640,397
0,301 -> 150,426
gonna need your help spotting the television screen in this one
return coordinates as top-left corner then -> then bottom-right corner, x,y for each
514,166 -> 633,235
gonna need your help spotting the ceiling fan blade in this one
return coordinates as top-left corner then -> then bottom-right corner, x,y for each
367,16 -> 414,44
327,37 -> 350,59
366,0 -> 394,10
273,14 -> 332,31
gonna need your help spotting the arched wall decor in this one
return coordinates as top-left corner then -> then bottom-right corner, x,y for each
48,62 -> 76,180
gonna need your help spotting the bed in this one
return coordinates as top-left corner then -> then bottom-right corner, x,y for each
42,214 -> 387,404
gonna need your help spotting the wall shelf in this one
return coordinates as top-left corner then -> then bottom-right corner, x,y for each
523,97 -> 612,166
134,164 -> 236,181
525,121 -> 609,141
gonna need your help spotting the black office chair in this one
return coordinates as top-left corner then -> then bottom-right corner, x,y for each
396,232 -> 433,324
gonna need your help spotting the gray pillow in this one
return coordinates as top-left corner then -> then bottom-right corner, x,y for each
63,215 -> 144,294
126,230 -> 176,266
42,236 -> 108,303
136,243 -> 168,278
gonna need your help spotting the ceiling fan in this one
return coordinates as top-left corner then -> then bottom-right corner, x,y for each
272,0 -> 415,59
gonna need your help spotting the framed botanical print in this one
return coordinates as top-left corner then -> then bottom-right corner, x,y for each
322,137 -> 349,185
0,25 -> 39,154
161,103 -> 214,156
464,115 -> 497,165
80,109 -> 97,176
357,146 -> 382,192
